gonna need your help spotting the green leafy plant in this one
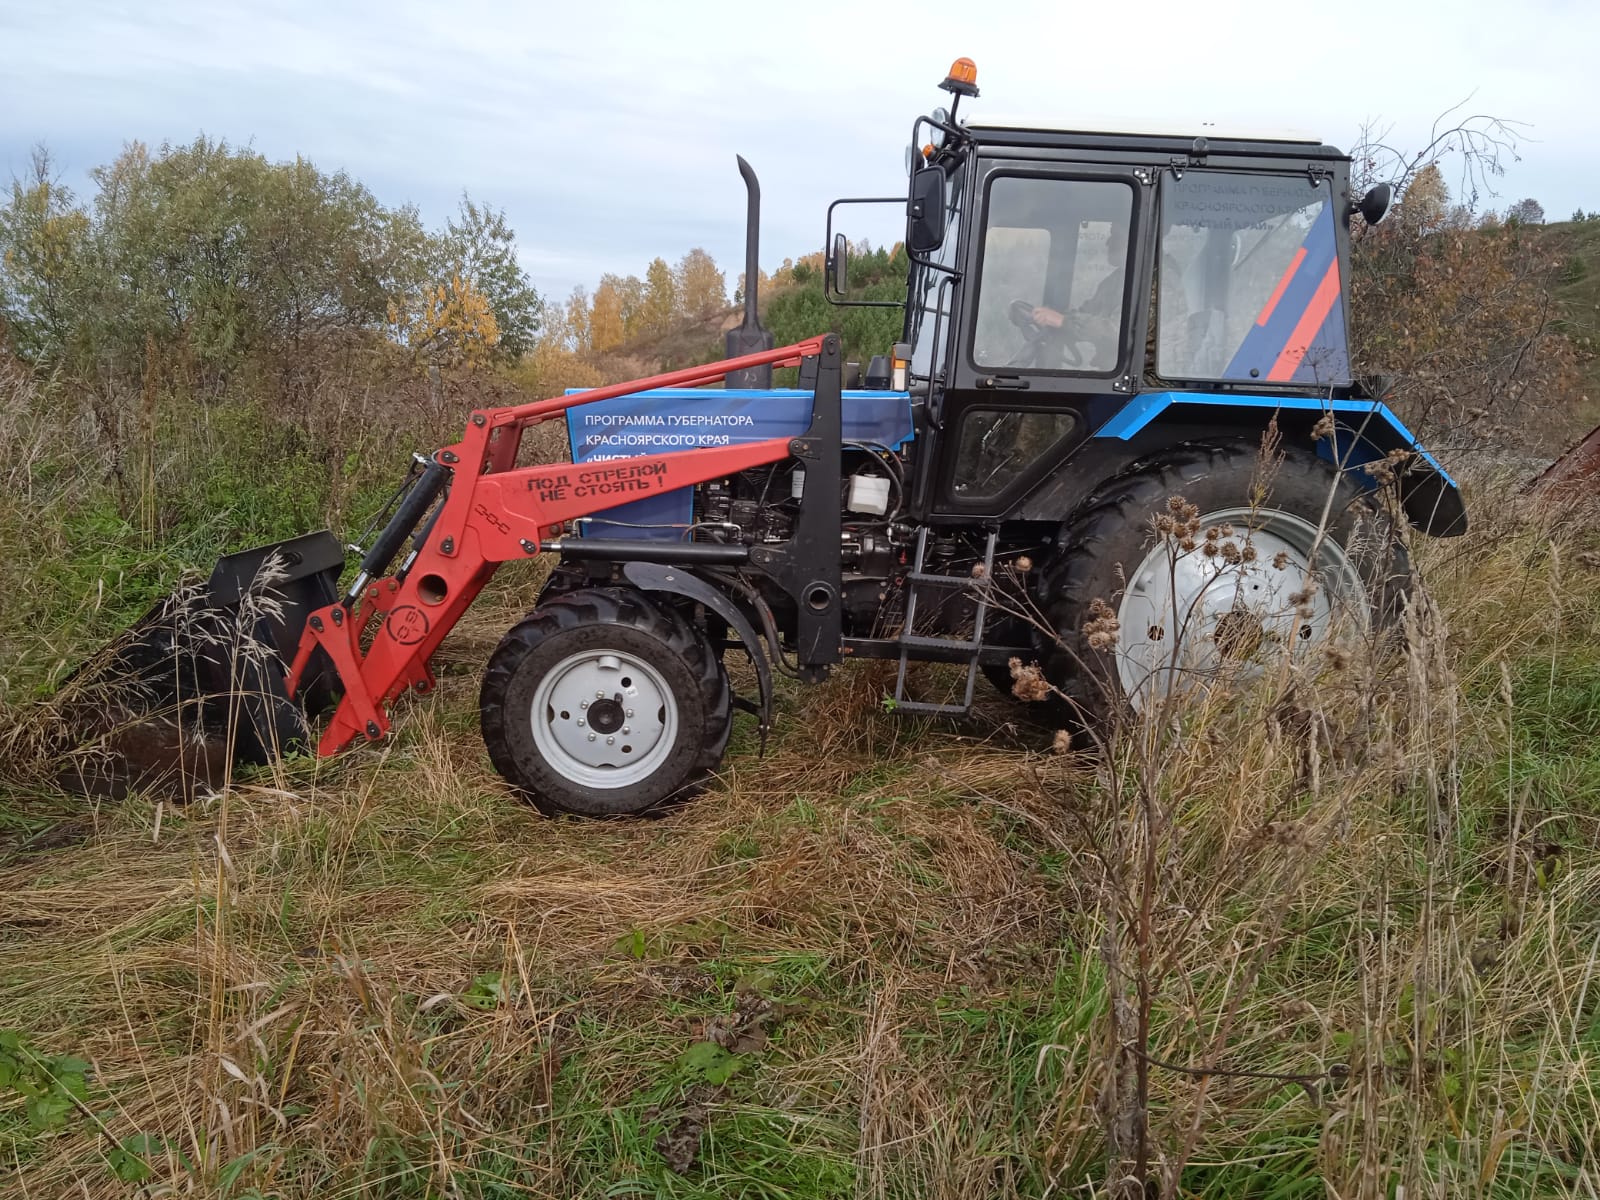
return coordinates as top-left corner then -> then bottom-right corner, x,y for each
106,1132 -> 164,1184
618,927 -> 649,960
678,1041 -> 742,1086
0,1030 -> 90,1131
460,971 -> 506,1011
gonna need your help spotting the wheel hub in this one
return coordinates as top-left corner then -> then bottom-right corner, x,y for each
529,650 -> 677,789
1114,506 -> 1369,711
588,696 -> 625,734
1212,607 -> 1265,660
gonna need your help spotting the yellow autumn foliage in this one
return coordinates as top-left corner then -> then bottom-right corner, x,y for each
389,273 -> 500,367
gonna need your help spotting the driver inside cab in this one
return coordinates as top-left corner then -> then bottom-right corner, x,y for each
1028,224 -> 1127,370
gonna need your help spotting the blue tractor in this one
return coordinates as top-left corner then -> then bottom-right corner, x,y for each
490,55 -> 1462,813
82,57 -> 1463,814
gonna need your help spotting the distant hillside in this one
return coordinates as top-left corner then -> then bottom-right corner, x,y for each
1550,219 -> 1600,396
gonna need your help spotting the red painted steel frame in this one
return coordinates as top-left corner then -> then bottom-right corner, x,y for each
285,336 -> 825,756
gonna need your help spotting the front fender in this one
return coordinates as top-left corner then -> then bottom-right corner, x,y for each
1093,391 -> 1467,536
618,561 -> 774,744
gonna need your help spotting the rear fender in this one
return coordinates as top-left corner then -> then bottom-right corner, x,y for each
1089,392 -> 1467,536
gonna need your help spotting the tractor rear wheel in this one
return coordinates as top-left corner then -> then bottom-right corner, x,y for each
479,588 -> 732,816
1038,440 -> 1410,730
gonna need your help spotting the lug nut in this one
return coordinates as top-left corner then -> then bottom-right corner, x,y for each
577,718 -> 585,727
588,733 -> 596,741
606,736 -> 615,745
626,709 -> 634,717
596,690 -> 604,698
580,700 -> 589,709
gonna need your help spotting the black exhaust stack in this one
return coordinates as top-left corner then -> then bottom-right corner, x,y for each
724,155 -> 775,389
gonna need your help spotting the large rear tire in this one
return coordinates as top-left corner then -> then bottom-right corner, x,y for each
479,588 -> 732,816
1039,440 -> 1410,729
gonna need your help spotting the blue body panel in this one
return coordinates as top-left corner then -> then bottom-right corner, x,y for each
1091,390 -> 1455,487
565,387 -> 914,539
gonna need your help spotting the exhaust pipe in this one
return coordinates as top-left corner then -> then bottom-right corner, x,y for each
724,155 -> 775,389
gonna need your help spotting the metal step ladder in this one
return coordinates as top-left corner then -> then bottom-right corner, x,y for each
892,527 -> 999,716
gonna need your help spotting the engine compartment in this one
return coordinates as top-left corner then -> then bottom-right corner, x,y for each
562,386 -> 915,539
555,384 -> 1010,646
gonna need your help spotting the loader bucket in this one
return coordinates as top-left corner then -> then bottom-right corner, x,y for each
47,530 -> 345,799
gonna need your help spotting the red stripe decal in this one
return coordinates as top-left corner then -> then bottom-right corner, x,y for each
1255,247 -> 1306,327
1268,263 -> 1340,380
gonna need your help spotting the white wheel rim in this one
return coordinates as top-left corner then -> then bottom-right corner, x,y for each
1113,506 -> 1370,712
529,649 -> 678,789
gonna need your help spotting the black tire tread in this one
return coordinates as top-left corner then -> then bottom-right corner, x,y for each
479,587 -> 731,816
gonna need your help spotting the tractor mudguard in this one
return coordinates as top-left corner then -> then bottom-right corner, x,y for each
1088,392 -> 1467,537
619,560 -> 774,747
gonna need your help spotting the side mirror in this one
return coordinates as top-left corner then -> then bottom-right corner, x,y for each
907,167 -> 947,254
829,232 -> 849,296
1357,182 -> 1393,226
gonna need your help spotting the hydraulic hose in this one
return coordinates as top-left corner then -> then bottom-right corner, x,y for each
343,459 -> 450,604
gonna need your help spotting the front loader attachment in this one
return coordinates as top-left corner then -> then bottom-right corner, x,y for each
46,531 -> 344,798
33,332 -> 829,798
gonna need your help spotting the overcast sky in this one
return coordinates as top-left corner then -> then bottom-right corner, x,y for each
2,0 -> 1595,303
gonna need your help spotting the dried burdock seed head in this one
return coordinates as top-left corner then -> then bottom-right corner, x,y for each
1008,656 -> 1052,702
1311,412 -> 1337,442
1362,448 -> 1414,489
1050,729 -> 1073,754
1288,581 -> 1318,619
1083,597 -> 1121,650
1015,555 -> 1033,572
970,563 -> 987,579
1221,541 -> 1242,563
1167,495 -> 1186,514
1272,550 -> 1292,570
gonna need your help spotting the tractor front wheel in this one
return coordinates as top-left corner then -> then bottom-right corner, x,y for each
479,588 -> 732,816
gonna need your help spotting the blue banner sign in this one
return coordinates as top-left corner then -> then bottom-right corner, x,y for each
564,387 -> 914,539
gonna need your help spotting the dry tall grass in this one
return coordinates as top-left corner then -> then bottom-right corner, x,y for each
4,454 -> 1600,1198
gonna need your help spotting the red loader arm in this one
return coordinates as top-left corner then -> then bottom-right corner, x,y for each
285,336 -> 826,756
